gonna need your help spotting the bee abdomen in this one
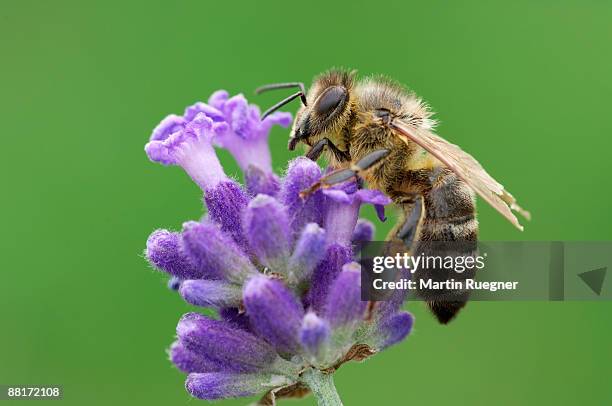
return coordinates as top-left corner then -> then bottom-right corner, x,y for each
413,169 -> 479,324
421,169 -> 478,241
421,213 -> 478,242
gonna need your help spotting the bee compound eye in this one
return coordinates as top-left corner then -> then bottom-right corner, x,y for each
314,86 -> 347,117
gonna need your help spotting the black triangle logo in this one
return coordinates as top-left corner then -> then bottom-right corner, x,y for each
578,267 -> 607,296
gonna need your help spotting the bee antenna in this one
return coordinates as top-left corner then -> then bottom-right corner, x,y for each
256,82 -> 307,121
255,82 -> 306,96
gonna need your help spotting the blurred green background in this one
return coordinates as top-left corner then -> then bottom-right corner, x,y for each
1,1 -> 611,405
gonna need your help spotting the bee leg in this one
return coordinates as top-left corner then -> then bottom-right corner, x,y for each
353,149 -> 391,172
300,149 -> 390,197
306,138 -> 351,162
396,194 -> 425,250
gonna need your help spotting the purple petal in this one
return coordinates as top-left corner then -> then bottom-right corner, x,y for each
223,137 -> 273,174
289,223 -> 327,285
169,340 -> 221,373
324,198 -> 360,247
258,111 -> 293,135
321,189 -> 353,204
150,114 -> 186,141
299,312 -> 330,357
374,204 -> 387,222
145,229 -> 199,279
243,195 -> 291,271
181,221 -> 257,283
354,189 -> 392,206
211,93 -> 291,174
245,165 -> 281,197
280,157 -> 325,234
177,312 -> 276,373
207,90 -> 229,110
323,188 -> 392,245
179,280 -> 242,308
225,94 -> 252,139
204,180 -> 249,248
324,263 -> 367,328
184,101 -> 225,122
243,275 -> 304,355
354,189 -> 391,222
307,243 -> 353,312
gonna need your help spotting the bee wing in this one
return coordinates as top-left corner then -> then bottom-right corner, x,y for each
390,119 -> 530,231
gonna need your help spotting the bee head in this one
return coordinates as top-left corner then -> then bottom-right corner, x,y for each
256,69 -> 355,151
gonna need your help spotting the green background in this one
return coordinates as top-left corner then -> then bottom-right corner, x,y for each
1,1 -> 611,405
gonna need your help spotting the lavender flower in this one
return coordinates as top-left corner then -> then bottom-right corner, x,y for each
146,112 -> 229,189
144,90 -> 413,405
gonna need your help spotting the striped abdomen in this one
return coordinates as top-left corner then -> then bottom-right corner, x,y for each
389,166 -> 479,324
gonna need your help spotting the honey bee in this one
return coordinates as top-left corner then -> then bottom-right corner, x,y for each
256,69 -> 530,323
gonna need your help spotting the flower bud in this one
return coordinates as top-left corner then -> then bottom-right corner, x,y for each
204,181 -> 249,248
352,219 -> 375,253
375,311 -> 414,349
243,275 -> 304,355
307,244 -> 353,312
177,312 -> 276,373
145,229 -> 200,279
324,263 -> 367,329
288,223 -> 327,285
243,195 -> 291,272
186,372 -> 291,400
169,340 -> 220,373
181,221 -> 257,283
179,280 -> 242,308
280,157 -> 325,233
299,312 -> 330,359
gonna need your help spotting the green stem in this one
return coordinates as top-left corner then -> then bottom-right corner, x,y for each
300,368 -> 343,406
